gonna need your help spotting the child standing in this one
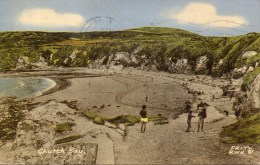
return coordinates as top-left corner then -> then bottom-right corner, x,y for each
140,105 -> 148,133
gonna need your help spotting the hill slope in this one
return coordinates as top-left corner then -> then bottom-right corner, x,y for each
0,27 -> 259,78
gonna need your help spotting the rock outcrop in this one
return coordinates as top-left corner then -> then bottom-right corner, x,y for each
232,73 -> 260,117
0,98 -> 26,142
168,58 -> 192,74
232,65 -> 257,79
247,74 -> 260,109
241,51 -> 257,59
15,56 -> 51,71
195,56 -> 208,74
232,66 -> 249,78
15,56 -> 31,71
0,100 -> 90,164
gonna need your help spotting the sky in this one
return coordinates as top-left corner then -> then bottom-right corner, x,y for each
0,0 -> 259,36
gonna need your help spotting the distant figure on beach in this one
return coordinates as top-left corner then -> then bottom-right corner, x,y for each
184,101 -> 191,113
197,108 -> 207,132
186,111 -> 195,132
223,110 -> 229,116
229,93 -> 233,101
212,94 -> 215,101
235,109 -> 241,119
153,91 -> 156,98
140,105 -> 148,133
145,95 -> 148,102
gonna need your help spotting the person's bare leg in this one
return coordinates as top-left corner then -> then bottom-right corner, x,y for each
201,120 -> 204,132
141,123 -> 144,133
186,122 -> 191,132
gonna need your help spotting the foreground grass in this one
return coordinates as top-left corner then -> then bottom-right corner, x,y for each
55,135 -> 84,144
82,111 -> 168,126
220,113 -> 260,144
54,122 -> 75,133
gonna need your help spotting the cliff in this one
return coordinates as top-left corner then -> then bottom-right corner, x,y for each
0,27 -> 259,76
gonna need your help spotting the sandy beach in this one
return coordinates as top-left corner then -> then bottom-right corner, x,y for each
33,69 -> 192,118
0,68 -> 259,164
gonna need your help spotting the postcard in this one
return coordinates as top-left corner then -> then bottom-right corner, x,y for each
0,0 -> 259,164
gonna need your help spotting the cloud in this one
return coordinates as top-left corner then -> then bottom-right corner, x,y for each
18,8 -> 84,27
165,3 -> 247,28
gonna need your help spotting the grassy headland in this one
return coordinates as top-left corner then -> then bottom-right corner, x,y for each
0,27 -> 259,78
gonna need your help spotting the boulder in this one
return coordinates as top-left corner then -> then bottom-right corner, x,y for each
246,66 -> 254,73
212,59 -> 224,71
218,59 -> 224,65
195,56 -> 208,74
241,51 -> 257,59
212,59 -> 223,74
33,56 -> 51,69
114,52 -> 130,63
69,51 -> 77,62
232,66 -> 248,78
110,63 -> 124,70
0,103 -> 26,142
168,58 -> 192,74
130,55 -> 138,64
15,56 -> 31,70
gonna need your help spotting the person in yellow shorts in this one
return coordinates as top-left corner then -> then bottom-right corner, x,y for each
140,105 -> 148,133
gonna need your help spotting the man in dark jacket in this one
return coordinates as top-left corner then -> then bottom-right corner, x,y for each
197,108 -> 207,132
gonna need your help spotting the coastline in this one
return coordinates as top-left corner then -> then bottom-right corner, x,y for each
0,68 -> 258,164
35,78 -> 57,97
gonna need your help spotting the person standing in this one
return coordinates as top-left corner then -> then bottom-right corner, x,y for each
235,108 -> 241,119
153,91 -> 156,98
197,108 -> 207,132
184,102 -> 191,113
212,94 -> 215,101
140,105 -> 148,133
186,111 -> 195,132
230,93 -> 233,101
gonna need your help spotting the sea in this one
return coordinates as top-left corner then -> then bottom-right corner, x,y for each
0,77 -> 56,100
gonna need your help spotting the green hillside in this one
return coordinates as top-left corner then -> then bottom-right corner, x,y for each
221,113 -> 260,144
0,27 -> 259,78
